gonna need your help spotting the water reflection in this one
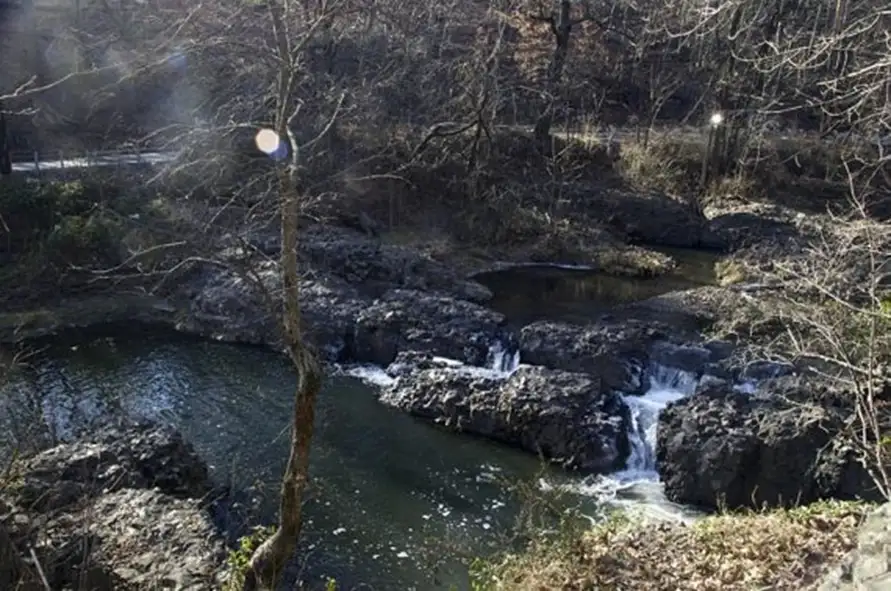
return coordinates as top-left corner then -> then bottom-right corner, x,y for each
0,327 -> 586,590
475,248 -> 720,325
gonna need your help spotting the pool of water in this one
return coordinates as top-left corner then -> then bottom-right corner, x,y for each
0,326 -> 598,590
473,247 -> 721,325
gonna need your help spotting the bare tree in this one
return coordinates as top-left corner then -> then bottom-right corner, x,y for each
237,1 -> 345,588
725,0 -> 891,496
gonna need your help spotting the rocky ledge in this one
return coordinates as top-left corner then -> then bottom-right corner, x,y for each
381,355 -> 631,472
657,375 -> 885,510
0,424 -> 227,590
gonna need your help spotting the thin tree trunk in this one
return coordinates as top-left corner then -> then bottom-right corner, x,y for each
243,161 -> 324,590
533,0 -> 572,144
243,37 -> 324,581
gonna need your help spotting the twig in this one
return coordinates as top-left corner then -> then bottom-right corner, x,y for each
27,544 -> 52,591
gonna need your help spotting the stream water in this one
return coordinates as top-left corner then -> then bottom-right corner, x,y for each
0,248 -> 721,589
0,327 -> 590,590
473,247 -> 720,326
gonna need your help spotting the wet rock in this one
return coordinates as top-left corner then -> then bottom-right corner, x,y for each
656,378 -> 882,510
518,320 -> 663,394
649,341 -> 712,376
818,502 -> 891,591
0,424 -> 225,591
380,365 -> 631,473
352,289 -> 512,367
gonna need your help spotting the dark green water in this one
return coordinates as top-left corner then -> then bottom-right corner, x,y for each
473,247 -> 720,325
0,327 -> 587,590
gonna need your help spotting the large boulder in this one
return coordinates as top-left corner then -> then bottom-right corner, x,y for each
352,289 -> 513,367
173,226 -> 498,363
0,423 -> 225,590
519,320 -> 668,393
819,502 -> 891,591
656,378 -> 882,510
380,364 -> 631,473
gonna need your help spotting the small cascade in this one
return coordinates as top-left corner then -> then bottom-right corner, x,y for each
620,364 -> 700,479
486,341 -> 521,375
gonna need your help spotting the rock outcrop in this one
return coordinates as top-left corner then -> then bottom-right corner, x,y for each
518,320 -> 653,394
352,289 -> 512,367
0,423 -> 226,590
656,377 -> 883,510
299,224 -> 493,303
380,361 -> 631,473
819,502 -> 891,591
577,188 -> 725,249
518,320 -> 732,393
174,225 -> 505,364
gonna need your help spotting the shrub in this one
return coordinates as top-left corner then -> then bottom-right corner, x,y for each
0,179 -> 123,269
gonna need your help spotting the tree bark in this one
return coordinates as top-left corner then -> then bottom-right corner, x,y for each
243,160 -> 324,590
533,0 -> 573,145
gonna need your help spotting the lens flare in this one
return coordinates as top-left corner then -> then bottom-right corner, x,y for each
255,129 -> 281,155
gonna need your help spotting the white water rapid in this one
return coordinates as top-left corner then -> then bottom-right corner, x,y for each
344,341 -> 705,522
486,340 -> 521,375
543,362 -> 704,522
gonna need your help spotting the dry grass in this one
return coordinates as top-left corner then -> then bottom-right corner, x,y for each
616,136 -> 705,197
473,500 -> 870,591
382,216 -> 676,278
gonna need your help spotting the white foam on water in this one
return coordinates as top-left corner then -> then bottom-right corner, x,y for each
620,364 -> 699,480
486,340 -> 521,376
540,363 -> 703,523
341,364 -> 396,387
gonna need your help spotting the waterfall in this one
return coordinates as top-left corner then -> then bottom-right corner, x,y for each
619,364 -> 700,480
486,340 -> 520,375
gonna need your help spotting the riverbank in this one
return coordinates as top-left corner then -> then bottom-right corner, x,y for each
2,419 -> 886,591
470,499 -> 882,591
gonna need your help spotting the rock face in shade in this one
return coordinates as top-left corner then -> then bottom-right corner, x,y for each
656,377 -> 883,510
380,361 -> 631,473
0,423 -> 226,591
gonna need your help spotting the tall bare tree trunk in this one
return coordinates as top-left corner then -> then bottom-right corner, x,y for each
533,0 -> 573,144
243,159 -> 324,590
243,3 -> 326,585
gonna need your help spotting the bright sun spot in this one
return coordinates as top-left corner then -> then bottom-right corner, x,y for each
255,129 -> 282,155
709,112 -> 724,127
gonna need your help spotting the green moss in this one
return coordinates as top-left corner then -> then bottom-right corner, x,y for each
223,525 -> 276,591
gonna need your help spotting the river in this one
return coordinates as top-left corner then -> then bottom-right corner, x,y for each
0,248 -> 719,589
0,326 -> 602,589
